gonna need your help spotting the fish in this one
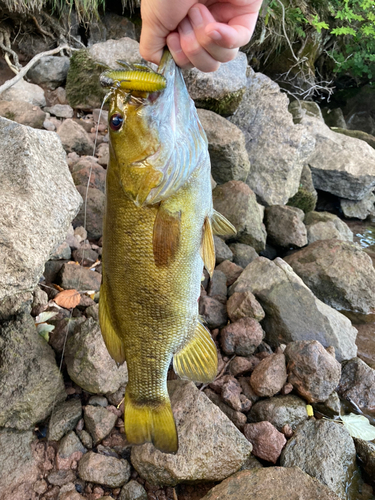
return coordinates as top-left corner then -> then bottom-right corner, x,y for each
99,50 -> 236,454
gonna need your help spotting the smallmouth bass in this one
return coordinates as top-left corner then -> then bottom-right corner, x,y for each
99,51 -> 235,453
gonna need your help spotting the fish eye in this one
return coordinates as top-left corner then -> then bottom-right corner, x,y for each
109,113 -> 124,131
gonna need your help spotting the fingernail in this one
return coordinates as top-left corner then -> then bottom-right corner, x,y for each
189,7 -> 203,28
179,18 -> 193,36
208,30 -> 222,41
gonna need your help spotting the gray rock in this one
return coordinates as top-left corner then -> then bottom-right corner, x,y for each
226,290 -> 265,323
58,262 -> 102,291
265,205 -> 307,248
200,467 -> 341,500
287,164 -> 318,214
322,107 -> 347,129
199,295 -> 228,329
213,181 -> 266,252
340,191 -> 375,220
50,240 -> 72,260
78,451 -> 131,488
313,391 -> 341,418
289,99 -> 324,123
0,429 -> 41,499
354,439 -> 375,479
49,399 -> 83,441
74,186 -> 105,240
214,236 -> 234,264
57,118 -> 94,155
0,78 -> 46,106
58,431 -> 87,458
197,108 -> 250,183
0,117 -> 81,314
31,286 -> 48,316
249,394 -> 308,431
47,469 -> 77,486
84,405 -> 117,445
65,318 -> 128,394
27,56 -> 70,89
0,314 -> 66,429
304,211 -> 353,244
120,480 -> 147,500
337,357 -> 375,415
88,395 -> 108,407
183,52 -> 247,115
229,70 -> 315,206
284,240 -> 375,314
332,127 -> 375,149
302,115 -> 375,200
0,100 -> 46,128
44,104 -> 74,118
131,380 -> 252,486
228,257 -> 357,362
89,37 -> 142,68
96,142 -> 109,167
229,243 -> 258,268
207,270 -> 227,304
78,429 -> 93,449
281,419 -> 356,499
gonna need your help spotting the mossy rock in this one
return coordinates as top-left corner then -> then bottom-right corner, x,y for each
287,186 -> 317,214
332,127 -> 375,150
195,88 -> 246,117
65,49 -> 106,110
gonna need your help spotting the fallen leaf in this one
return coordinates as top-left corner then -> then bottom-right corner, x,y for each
54,289 -> 81,309
35,311 -> 58,324
53,284 -> 64,292
306,404 -> 314,417
340,413 -> 375,440
36,322 -> 55,341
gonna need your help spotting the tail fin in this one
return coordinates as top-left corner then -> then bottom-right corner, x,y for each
124,391 -> 178,454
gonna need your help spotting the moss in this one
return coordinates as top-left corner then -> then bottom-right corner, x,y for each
287,186 -> 317,214
194,88 -> 246,117
4,111 -> 16,121
65,49 -> 106,110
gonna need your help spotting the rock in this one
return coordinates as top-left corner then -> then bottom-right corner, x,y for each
88,395 -> 108,407
281,419 -> 356,499
354,439 -> 375,479
301,114 -> 375,200
304,211 -> 353,243
220,317 -> 264,356
265,205 -> 307,248
215,260 -> 243,286
312,391 -> 341,418
229,243 -> 258,268
96,142 -> 109,167
65,318 -> 128,394
58,262 -> 102,291
289,100 -> 324,123
78,451 -> 131,488
337,357 -> 375,415
57,119 -> 94,155
50,240 -> 72,260
343,85 -> 375,135
213,181 -> 266,252
49,399 -> 83,441
199,295 -> 228,329
88,12 -> 137,45
229,356 -> 259,377
250,353 -> 287,397
229,257 -> 357,362
0,314 -> 65,429
284,341 -> 341,403
200,467 -> 341,500
0,429 -> 41,499
207,270 -> 227,304
89,37 -> 141,68
72,246 -> 99,267
183,52 -> 247,115
71,158 -> 106,193
84,405 -> 117,445
340,192 -> 375,220
27,56 -> 70,89
322,107 -> 347,128
332,127 -> 375,150
44,104 -> 74,119
58,431 -> 87,458
214,236 -> 234,264
284,240 -> 375,314
197,108 -> 250,183
131,380 -> 252,485
120,480 -> 147,500
0,78 -> 46,106
0,100 -> 46,128
249,394 -> 308,431
48,469 -> 77,486
228,70 -> 315,206
31,286 -> 49,316
244,421 -> 286,463
86,303 -> 99,321
0,117 -> 81,313
287,164 -> 317,214
227,290 -> 265,322
74,186 -> 105,239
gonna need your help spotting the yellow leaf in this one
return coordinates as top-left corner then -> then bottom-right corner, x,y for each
54,289 -> 81,309
306,405 -> 314,417
53,284 -> 64,292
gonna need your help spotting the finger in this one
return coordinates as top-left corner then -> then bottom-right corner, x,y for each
139,21 -> 167,65
205,19 -> 252,49
166,32 -> 194,69
178,18 -> 220,72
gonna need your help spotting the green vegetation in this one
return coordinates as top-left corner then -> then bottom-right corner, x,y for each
287,186 -> 317,213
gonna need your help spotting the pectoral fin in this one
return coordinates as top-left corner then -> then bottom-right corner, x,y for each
173,322 -> 218,383
211,210 -> 237,236
153,205 -> 181,267
99,284 -> 126,365
200,216 -> 215,277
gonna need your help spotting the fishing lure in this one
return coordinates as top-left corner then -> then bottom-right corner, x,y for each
100,61 -> 167,93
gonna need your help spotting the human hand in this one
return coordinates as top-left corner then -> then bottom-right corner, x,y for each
140,0 -> 262,72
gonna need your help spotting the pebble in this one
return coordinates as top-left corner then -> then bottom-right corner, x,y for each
58,431 -> 87,459
78,451 -> 131,488
47,470 -> 76,486
244,421 -> 287,463
49,399 -> 83,442
84,405 -> 118,445
220,317 -> 264,356
248,394 -> 309,431
250,353 -> 288,397
214,236 -> 234,264
229,356 -> 260,376
119,480 -> 148,500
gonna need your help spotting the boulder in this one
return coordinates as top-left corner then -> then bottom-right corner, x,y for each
332,127 -> 375,150
131,380 -> 252,485
229,69 -> 315,206
248,394 -> 308,431
0,117 -> 82,315
0,314 -> 66,429
264,205 -> 307,248
183,52 -> 247,115
0,100 -> 46,128
89,37 -> 141,67
304,211 -> 353,244
281,419 -> 356,499
340,192 -> 375,220
65,318 -> 128,395
27,55 -> 70,90
197,108 -> 250,184
0,78 -> 46,106
284,240 -> 375,314
200,467 -> 341,500
212,181 -> 266,252
337,357 -> 375,415
228,257 -> 357,362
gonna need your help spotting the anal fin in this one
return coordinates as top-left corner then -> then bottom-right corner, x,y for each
153,205 -> 181,267
212,209 -> 237,236
99,284 -> 126,365
173,322 -> 218,383
200,216 -> 215,277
